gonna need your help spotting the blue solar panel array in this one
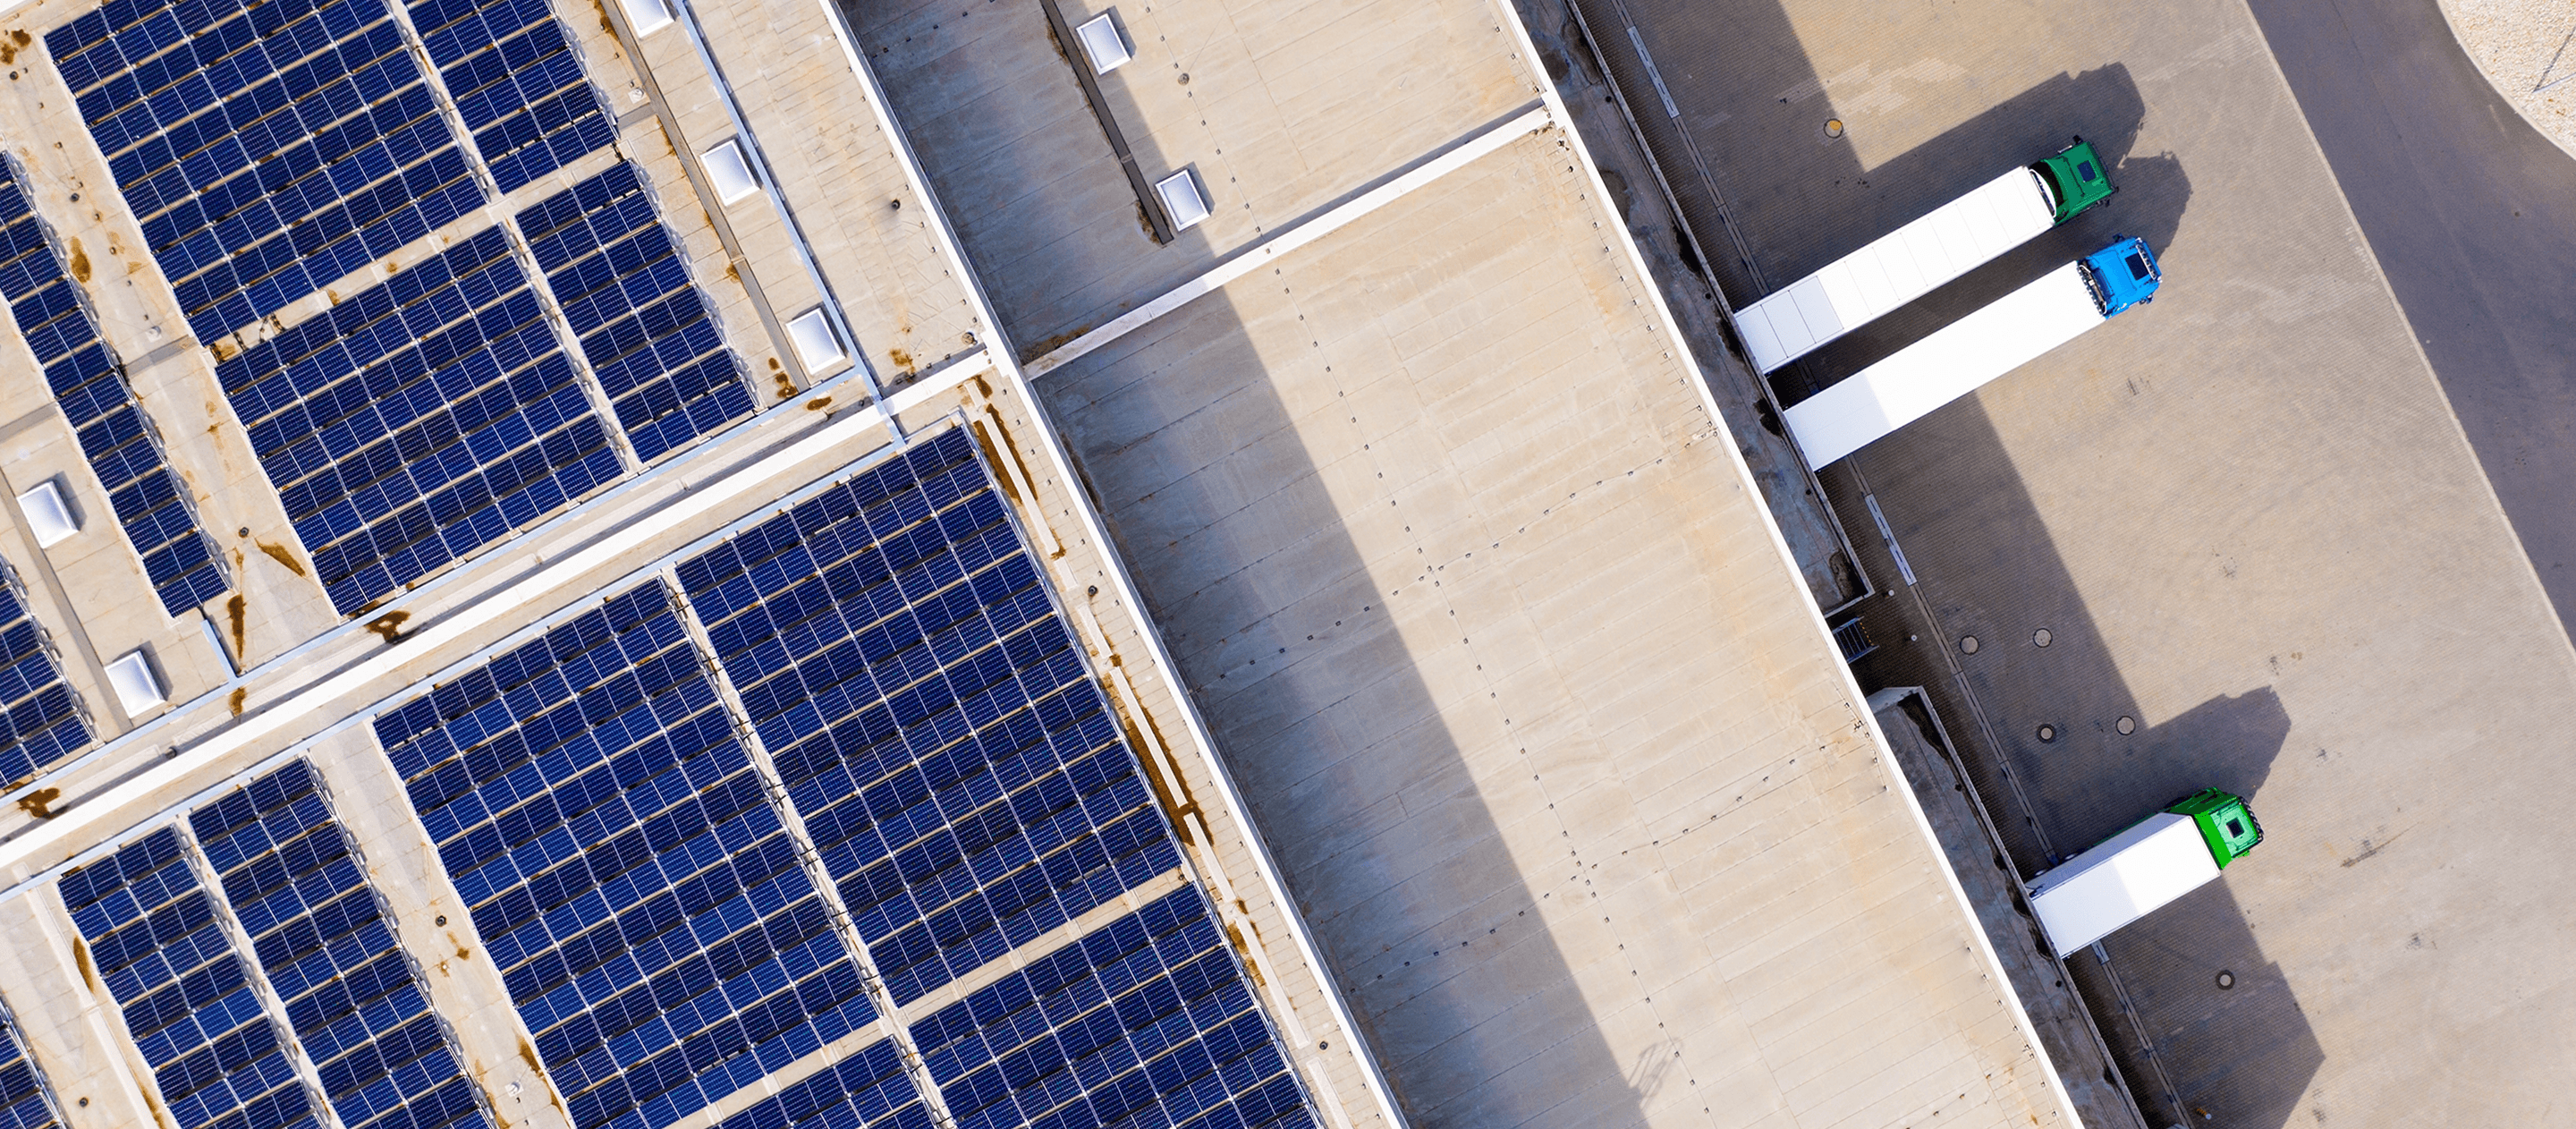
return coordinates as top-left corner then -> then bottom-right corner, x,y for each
408,0 -> 615,192
913,888 -> 1313,1129
521,165 -> 752,462
218,226 -> 622,615
190,762 -> 489,1129
675,429 -> 1182,1007
49,0 -> 483,342
0,1003 -> 65,1129
0,573 -> 89,787
60,828 -> 320,1129
710,1038 -> 931,1129
0,161 -> 228,616
374,582 -> 877,1129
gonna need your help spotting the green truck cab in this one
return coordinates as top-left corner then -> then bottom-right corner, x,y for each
2032,138 -> 2114,222
2167,787 -> 2266,868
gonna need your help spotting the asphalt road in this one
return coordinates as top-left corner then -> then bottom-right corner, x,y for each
2244,0 -> 2576,644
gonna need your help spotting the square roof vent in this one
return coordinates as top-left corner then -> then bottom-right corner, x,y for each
621,0 -> 674,35
17,480 -> 78,548
1156,169 -> 1210,231
703,139 -> 761,205
787,308 -> 847,374
1076,13 -> 1131,73
106,649 -> 165,715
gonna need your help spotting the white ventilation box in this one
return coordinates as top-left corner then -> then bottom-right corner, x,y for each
620,0 -> 673,35
702,139 -> 761,205
1155,169 -> 1209,231
17,480 -> 78,548
1075,13 -> 1131,73
786,308 -> 847,374
105,649 -> 165,715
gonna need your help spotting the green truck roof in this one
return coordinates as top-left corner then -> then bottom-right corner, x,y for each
2033,139 -> 2114,222
2165,787 -> 2265,868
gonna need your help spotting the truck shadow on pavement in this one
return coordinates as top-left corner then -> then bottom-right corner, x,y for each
1530,0 -> 2326,1123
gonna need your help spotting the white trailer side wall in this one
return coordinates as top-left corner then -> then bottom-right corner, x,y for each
2028,813 -> 2223,957
1736,167 -> 2058,373
1781,260 -> 2103,468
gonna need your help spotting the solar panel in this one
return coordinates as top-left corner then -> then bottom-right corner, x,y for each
373,581 -> 876,1129
0,999 -> 66,1129
911,887 -> 1315,1129
0,162 -> 228,616
519,164 -> 753,462
58,828 -> 322,1129
217,226 -> 623,615
708,1038 -> 932,1129
0,568 -> 89,785
406,0 -> 616,192
47,0 -> 481,341
674,429 -> 1182,1006
189,762 -> 490,1129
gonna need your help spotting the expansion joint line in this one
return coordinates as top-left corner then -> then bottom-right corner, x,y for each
166,815 -> 355,1129
658,569 -> 963,1129
380,0 -> 648,477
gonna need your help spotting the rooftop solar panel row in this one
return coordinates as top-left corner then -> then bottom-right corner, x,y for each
49,0 -> 482,342
374,582 -> 879,1129
189,762 -> 490,1129
0,569 -> 89,794
521,164 -> 753,462
407,0 -> 615,192
217,226 -> 623,615
675,429 -> 1181,1006
59,828 -> 322,1129
710,1038 -> 933,1129
913,887 -> 1314,1129
0,161 -> 228,617
0,1001 -> 65,1129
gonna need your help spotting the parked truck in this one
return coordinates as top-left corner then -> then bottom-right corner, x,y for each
1782,233 -> 2162,469
1734,139 -> 2114,373
2029,788 -> 2264,957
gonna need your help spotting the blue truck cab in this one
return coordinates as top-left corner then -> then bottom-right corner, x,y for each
2080,235 -> 2163,318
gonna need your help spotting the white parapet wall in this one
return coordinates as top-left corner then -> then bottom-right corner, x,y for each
1782,259 -> 2104,467
1736,166 -> 2059,372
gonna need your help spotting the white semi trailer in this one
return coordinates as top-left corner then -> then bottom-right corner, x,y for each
1734,140 -> 2114,373
1782,234 -> 2162,469
2029,789 -> 2264,958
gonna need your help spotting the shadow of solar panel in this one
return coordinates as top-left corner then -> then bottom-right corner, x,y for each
0,166 -> 227,616
0,571 -> 89,787
674,429 -> 1182,1006
219,226 -> 622,615
59,828 -> 322,1129
189,762 -> 491,1129
374,581 -> 876,1129
47,0 -> 479,341
0,1000 -> 66,1129
408,0 -> 614,192
521,164 -> 751,462
911,888 -> 1314,1129
708,1037 -> 931,1129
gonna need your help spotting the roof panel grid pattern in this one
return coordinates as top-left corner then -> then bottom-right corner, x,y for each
912,888 -> 1314,1129
0,162 -> 227,615
58,828 -> 321,1129
189,762 -> 491,1129
47,0 -> 481,341
675,429 -> 1182,1006
0,1003 -> 66,1129
708,1038 -> 932,1129
406,0 -> 615,192
520,164 -> 751,463
217,226 -> 622,615
373,581 -> 877,1129
0,570 -> 89,785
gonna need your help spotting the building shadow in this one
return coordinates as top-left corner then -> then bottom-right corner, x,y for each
1536,0 -> 2327,1124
